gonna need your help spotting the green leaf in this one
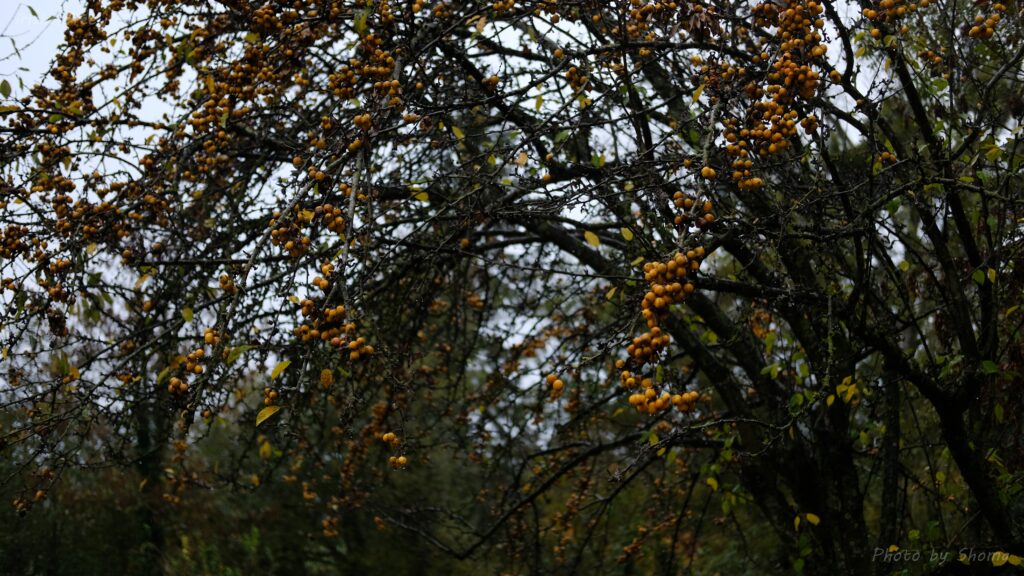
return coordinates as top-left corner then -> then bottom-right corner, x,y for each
181,307 -> 193,322
0,79 -> 10,98
271,360 -> 292,380
972,269 -> 986,285
227,345 -> 252,364
995,403 -> 1004,423
255,405 -> 281,427
354,8 -> 370,35
980,360 -> 999,375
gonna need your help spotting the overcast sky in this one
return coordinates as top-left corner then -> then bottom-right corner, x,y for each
0,1 -> 83,95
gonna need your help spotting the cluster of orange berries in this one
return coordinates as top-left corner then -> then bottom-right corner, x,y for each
293,299 -> 374,360
203,327 -> 220,345
565,66 -> 590,93
262,386 -> 279,406
269,209 -> 312,258
545,373 -> 566,399
627,388 -> 700,412
183,348 -> 205,375
917,48 -> 944,68
322,517 -> 339,538
381,432 -> 407,468
673,191 -> 717,228
709,0 -> 828,190
879,151 -> 897,164
168,376 -> 189,395
315,202 -> 349,235
615,242 -> 707,413
311,262 -> 336,291
353,113 -> 373,131
863,0 -> 930,35
0,224 -> 30,259
968,4 -> 1006,40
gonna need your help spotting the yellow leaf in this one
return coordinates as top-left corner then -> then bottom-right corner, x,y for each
256,405 -> 282,427
992,552 -> 1008,567
181,307 -> 193,322
86,243 -> 97,255
987,268 -> 997,283
288,295 -> 300,304
516,151 -> 528,166
706,477 -> 718,491
826,394 -> 835,407
621,228 -> 634,241
692,83 -> 705,103
794,516 -> 801,531
139,479 -> 148,491
271,360 -> 292,380
606,287 -> 617,301
205,76 -> 215,94
414,192 -> 429,202
298,209 -> 314,223
805,513 -> 820,526
534,94 -> 543,111
657,447 -> 666,457
475,15 -> 487,33
451,125 -> 465,140
844,383 -> 857,403
584,231 -> 600,247
631,256 -> 645,266
1008,555 -> 1022,566
134,274 -> 150,289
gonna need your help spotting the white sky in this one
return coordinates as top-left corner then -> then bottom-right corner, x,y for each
0,1 -> 83,93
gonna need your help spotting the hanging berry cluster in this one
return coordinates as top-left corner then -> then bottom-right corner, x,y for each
616,195 -> 714,415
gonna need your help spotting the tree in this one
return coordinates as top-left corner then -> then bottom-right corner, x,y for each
1,0 -> 1023,573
